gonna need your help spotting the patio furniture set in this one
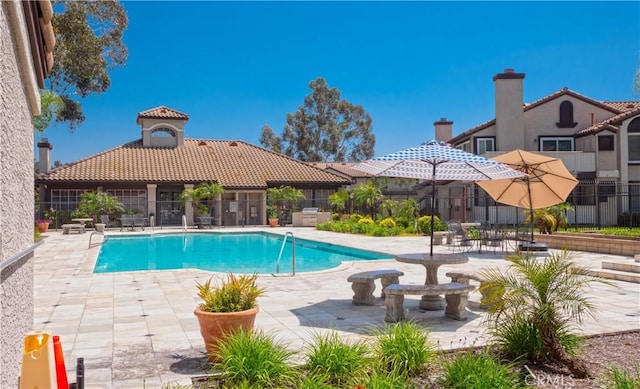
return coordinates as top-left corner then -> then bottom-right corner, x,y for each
347,252 -> 491,322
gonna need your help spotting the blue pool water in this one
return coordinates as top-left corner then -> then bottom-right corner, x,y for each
94,232 -> 393,273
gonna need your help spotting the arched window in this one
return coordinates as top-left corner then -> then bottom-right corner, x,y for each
151,127 -> 175,138
557,100 -> 577,128
628,117 -> 640,162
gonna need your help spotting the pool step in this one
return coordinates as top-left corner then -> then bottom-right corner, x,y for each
602,260 -> 640,273
588,258 -> 640,284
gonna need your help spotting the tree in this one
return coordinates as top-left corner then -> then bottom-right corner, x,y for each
260,77 -> 375,162
258,124 -> 281,154
47,1 -> 128,130
352,181 -> 383,219
266,186 -> 305,221
481,250 -> 607,378
78,192 -> 125,221
181,182 -> 225,216
328,189 -> 350,216
379,199 -> 398,218
33,90 -> 64,132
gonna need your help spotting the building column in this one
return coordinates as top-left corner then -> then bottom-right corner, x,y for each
215,193 -> 222,226
184,184 -> 194,226
261,191 -> 267,225
147,184 -> 157,225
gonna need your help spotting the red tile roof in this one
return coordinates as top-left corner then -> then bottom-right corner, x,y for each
309,162 -> 372,178
136,106 -> 189,124
448,88 -> 637,144
575,107 -> 640,137
37,139 -> 350,188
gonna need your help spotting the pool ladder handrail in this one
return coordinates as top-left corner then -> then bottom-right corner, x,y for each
276,231 -> 296,276
88,230 -> 104,249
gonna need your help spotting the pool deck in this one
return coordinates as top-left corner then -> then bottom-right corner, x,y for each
33,227 -> 640,388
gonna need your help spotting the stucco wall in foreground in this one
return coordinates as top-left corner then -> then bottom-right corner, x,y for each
0,2 -> 38,386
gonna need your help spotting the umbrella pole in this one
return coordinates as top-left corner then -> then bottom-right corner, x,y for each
430,174 -> 436,257
527,177 -> 534,243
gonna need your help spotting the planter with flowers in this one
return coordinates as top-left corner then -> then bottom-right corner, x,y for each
194,273 -> 265,361
35,219 -> 52,233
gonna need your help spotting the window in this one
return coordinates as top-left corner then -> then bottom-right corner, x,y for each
628,117 -> 640,163
107,189 -> 147,214
597,135 -> 614,151
540,137 -> 573,151
557,100 -> 577,128
151,127 -> 175,138
50,189 -> 91,210
455,141 -> 471,153
475,137 -> 495,154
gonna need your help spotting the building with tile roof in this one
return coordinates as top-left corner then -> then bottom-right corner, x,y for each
432,69 -> 640,225
36,107 -> 350,227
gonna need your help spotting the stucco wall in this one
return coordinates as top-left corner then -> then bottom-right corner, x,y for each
1,2 -> 38,386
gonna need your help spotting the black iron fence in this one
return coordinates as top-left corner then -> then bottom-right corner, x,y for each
34,181 -> 640,229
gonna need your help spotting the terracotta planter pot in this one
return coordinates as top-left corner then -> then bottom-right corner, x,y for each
268,218 -> 279,227
36,222 -> 50,233
193,306 -> 259,362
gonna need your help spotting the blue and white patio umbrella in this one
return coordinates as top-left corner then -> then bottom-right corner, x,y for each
353,140 -> 526,256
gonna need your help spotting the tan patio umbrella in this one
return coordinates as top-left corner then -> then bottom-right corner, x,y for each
476,149 -> 578,245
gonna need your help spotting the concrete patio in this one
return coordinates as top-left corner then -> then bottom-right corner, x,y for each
32,227 -> 640,388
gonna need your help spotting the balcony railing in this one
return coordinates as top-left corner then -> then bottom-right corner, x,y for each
482,150 -> 596,173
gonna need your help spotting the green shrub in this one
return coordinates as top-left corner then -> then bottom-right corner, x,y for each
441,350 -> 523,389
378,217 -> 396,228
350,214 -> 364,222
304,331 -> 370,387
417,215 -> 447,234
196,273 -> 265,313
358,217 -> 374,224
355,368 -> 410,389
600,364 -> 640,389
371,321 -> 435,378
215,329 -> 296,388
491,315 -> 581,361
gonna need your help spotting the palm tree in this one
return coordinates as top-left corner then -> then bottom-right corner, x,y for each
480,250 -> 607,378
379,199 -> 398,218
398,198 -> 420,229
352,181 -> 383,219
328,189 -> 350,216
266,185 -> 305,221
181,182 -> 225,216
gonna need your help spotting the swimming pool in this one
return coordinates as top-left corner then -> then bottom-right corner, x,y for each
94,232 -> 393,273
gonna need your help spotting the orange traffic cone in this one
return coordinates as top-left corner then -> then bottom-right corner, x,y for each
53,335 -> 69,389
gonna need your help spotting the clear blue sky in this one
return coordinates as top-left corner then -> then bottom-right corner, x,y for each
38,1 -> 640,164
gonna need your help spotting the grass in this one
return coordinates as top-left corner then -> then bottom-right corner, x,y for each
441,350 -> 524,389
303,331 -> 371,387
214,329 -> 296,388
370,321 -> 435,378
600,364 -> 640,389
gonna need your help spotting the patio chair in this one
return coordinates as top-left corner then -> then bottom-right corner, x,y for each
478,222 -> 506,254
447,221 -> 475,253
120,214 -> 134,231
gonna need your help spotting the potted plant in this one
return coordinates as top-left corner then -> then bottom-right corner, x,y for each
35,219 -> 51,233
193,273 -> 265,362
266,185 -> 305,227
267,205 -> 279,227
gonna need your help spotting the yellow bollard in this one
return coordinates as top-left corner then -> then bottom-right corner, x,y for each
19,330 -> 57,389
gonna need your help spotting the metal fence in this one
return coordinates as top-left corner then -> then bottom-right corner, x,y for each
438,181 -> 640,229
34,181 -> 640,230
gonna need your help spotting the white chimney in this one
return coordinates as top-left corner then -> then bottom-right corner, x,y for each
493,68 -> 525,151
434,118 -> 453,142
37,138 -> 52,174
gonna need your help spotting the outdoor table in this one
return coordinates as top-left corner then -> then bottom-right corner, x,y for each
395,252 -> 468,310
71,218 -> 93,227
